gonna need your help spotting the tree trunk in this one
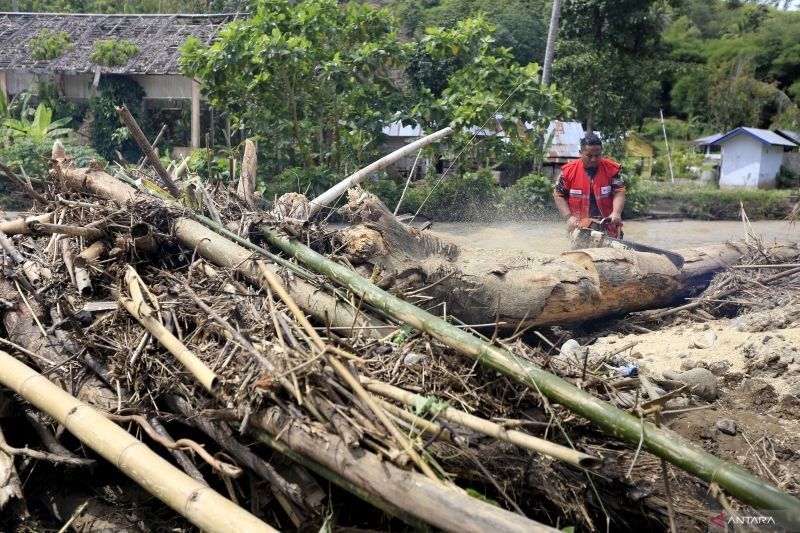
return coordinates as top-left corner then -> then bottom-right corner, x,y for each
333,189 -> 799,329
237,139 -> 257,207
541,0 -> 562,86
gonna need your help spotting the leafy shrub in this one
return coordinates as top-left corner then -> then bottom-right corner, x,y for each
777,166 -> 799,190
621,173 -> 651,217
29,29 -> 72,60
494,173 -> 558,220
89,39 -> 139,67
0,136 -> 102,179
88,76 -> 146,162
394,170 -> 500,221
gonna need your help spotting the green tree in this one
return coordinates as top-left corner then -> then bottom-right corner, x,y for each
181,0 -> 406,175
87,76 -> 147,162
553,0 -> 668,136
408,16 -> 571,171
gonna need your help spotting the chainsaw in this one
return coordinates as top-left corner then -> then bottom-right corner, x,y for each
570,217 -> 685,269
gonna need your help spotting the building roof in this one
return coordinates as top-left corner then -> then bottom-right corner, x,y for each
709,127 -> 797,147
775,129 -> 800,145
0,12 -> 240,75
381,121 -> 422,137
690,132 -> 724,146
544,120 -> 584,162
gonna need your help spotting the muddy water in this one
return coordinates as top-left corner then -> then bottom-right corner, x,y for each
428,219 -> 800,255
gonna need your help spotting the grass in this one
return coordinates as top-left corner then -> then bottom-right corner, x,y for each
642,181 -> 794,220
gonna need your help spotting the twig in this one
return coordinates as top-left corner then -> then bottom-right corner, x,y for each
649,267 -> 800,319
0,439 -> 94,467
258,263 -> 441,482
0,161 -> 46,202
104,412 -> 242,478
57,500 -> 90,533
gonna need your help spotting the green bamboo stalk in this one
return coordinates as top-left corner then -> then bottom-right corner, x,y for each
260,228 -> 800,528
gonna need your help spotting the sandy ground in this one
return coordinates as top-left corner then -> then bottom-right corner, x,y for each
594,316 -> 800,395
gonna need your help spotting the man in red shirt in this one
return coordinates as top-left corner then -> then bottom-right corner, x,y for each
552,133 -> 626,237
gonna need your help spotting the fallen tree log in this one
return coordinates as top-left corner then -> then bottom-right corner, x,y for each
259,225 -> 800,529
334,190 -> 799,328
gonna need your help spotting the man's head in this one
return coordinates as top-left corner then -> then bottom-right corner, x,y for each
579,133 -> 603,170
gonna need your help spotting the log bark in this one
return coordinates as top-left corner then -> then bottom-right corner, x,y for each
250,407 -> 557,533
334,189 -> 799,328
237,139 -> 257,207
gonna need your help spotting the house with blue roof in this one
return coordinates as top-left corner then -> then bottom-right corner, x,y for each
709,127 -> 798,189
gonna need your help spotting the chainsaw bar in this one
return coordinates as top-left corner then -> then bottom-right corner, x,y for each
573,229 -> 685,269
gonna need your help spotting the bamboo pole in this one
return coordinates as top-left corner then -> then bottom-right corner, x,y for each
0,350 -> 275,533
0,213 -> 53,235
131,223 -> 159,253
259,228 -> 800,527
115,104 -> 182,198
73,241 -> 106,298
250,408 -> 557,533
28,222 -> 105,240
119,267 -> 218,393
308,127 -> 454,217
51,156 -> 392,337
364,379 -> 602,469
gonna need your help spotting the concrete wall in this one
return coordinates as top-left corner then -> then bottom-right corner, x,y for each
5,70 -> 194,101
719,135 -> 763,189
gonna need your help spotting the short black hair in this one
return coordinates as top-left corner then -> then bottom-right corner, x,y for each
580,133 -> 602,149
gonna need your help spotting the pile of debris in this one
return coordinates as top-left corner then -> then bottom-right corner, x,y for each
0,120 -> 797,531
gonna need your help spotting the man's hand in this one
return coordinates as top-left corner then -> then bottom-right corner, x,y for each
608,212 -> 622,226
565,215 -> 578,231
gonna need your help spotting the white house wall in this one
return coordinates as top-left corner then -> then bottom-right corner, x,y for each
719,135 -> 764,189
758,144 -> 783,188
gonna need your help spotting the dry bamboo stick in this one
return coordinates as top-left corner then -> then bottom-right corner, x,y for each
251,407 -> 557,533
28,222 -> 105,240
73,241 -> 106,269
375,396 -> 457,444
0,350 -> 275,533
0,213 -> 53,235
237,139 -> 257,207
115,105 -> 182,198
364,379 -> 602,469
308,127 -> 454,216
73,241 -> 106,298
131,223 -> 159,253
119,267 -> 218,393
257,264 -> 441,482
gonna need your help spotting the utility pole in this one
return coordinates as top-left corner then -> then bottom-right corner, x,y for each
541,0 -> 563,86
